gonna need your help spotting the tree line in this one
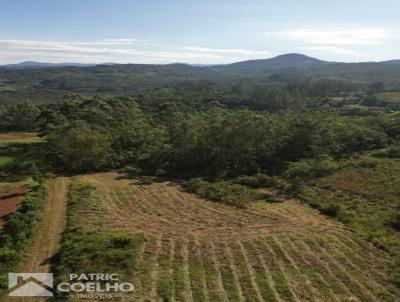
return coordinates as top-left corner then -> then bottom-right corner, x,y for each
1,95 -> 395,180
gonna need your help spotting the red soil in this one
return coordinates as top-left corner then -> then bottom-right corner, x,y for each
0,186 -> 29,227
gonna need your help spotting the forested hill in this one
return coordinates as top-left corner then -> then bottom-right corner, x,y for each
217,53 -> 331,72
1,53 -> 400,103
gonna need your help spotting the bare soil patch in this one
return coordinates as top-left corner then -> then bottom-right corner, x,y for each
0,186 -> 29,227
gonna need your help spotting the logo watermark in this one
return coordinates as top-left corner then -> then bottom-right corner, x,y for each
8,273 -> 53,297
8,272 -> 134,299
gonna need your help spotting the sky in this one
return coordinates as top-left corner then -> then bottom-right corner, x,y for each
0,0 -> 399,64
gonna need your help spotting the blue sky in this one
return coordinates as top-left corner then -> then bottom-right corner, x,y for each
0,0 -> 399,64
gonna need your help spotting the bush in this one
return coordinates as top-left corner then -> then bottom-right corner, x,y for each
120,165 -> 142,176
284,155 -> 338,180
372,146 -> 400,158
387,212 -> 400,231
356,158 -> 378,168
234,173 -> 277,188
319,203 -> 341,217
155,168 -> 167,177
53,229 -> 144,278
298,188 -> 341,218
0,247 -> 19,267
185,178 -> 253,208
0,160 -> 40,179
185,178 -> 208,194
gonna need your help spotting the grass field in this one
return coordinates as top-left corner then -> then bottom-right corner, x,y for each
377,92 -> 400,102
0,132 -> 41,146
300,156 -> 400,278
0,133 -> 40,168
0,132 -> 42,164
0,132 -> 45,182
56,172 -> 400,302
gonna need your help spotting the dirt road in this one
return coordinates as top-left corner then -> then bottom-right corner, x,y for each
21,177 -> 69,273
8,177 -> 69,302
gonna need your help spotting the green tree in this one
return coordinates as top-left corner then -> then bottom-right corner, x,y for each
0,102 -> 40,131
47,122 -> 112,171
368,82 -> 385,96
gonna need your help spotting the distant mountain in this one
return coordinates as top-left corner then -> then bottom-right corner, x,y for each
217,53 -> 332,73
190,64 -> 218,67
2,53 -> 400,104
98,62 -> 119,66
380,60 -> 400,65
3,54 -> 400,71
0,61 -> 97,69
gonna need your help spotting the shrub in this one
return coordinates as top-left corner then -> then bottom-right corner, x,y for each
53,229 -> 144,278
221,184 -> 254,208
284,155 -> 338,180
372,146 -> 400,158
155,168 -> 167,177
0,160 -> 40,179
0,247 -> 19,267
356,158 -> 378,168
234,173 -> 276,188
319,203 -> 341,217
120,165 -> 142,176
185,178 -> 208,194
387,212 -> 400,231
341,157 -> 379,169
184,178 -> 253,208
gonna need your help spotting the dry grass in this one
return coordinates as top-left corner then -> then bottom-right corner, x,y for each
0,132 -> 41,146
302,158 -> 400,258
73,172 -> 400,302
0,132 -> 38,140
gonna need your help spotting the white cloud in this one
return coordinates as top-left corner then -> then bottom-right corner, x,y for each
266,28 -> 390,45
0,39 -> 139,54
0,38 -> 272,64
182,47 -> 271,56
96,39 -> 137,45
294,46 -> 373,62
296,46 -> 360,56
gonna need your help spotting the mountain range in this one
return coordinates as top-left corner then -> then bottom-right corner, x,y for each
1,53 -> 398,70
2,53 -> 400,104
0,61 -> 96,69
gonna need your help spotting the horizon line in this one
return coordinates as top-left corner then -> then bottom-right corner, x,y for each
1,53 -> 398,67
